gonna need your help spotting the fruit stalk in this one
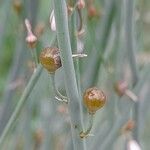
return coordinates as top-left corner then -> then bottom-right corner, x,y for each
53,0 -> 85,149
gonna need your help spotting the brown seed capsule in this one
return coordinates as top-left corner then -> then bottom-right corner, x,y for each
39,47 -> 61,73
83,87 -> 106,114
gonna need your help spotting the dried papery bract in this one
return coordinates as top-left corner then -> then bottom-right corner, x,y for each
121,119 -> 135,134
25,19 -> 37,49
83,87 -> 106,114
115,80 -> 138,102
127,140 -> 141,150
49,10 -> 56,31
39,47 -> 61,73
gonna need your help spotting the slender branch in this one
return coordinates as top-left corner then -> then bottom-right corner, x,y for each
80,114 -> 93,138
125,0 -> 139,85
50,73 -> 68,103
31,48 -> 38,69
53,0 -> 85,149
124,0 -> 139,142
0,65 -> 43,147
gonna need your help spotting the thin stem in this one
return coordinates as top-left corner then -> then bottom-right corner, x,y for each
77,8 -> 83,32
80,114 -> 94,138
124,0 -> 139,142
69,1 -> 87,149
0,65 -> 43,147
50,73 -> 68,103
31,48 -> 38,69
125,0 -> 139,86
53,0 -> 85,149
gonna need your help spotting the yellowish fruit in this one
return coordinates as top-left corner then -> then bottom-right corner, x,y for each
83,87 -> 106,114
39,47 -> 61,73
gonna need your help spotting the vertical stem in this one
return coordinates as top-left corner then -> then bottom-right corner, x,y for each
53,0 -> 85,149
124,0 -> 139,142
125,0 -> 139,85
51,73 -> 68,103
31,48 -> 38,68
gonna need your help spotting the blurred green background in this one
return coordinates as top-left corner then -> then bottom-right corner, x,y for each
0,0 -> 150,150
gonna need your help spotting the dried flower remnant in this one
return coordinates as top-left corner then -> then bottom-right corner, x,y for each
115,80 -> 138,102
49,10 -> 56,31
67,5 -> 73,16
127,140 -> 141,150
121,119 -> 135,133
25,19 -> 37,48
88,5 -> 99,18
77,0 -> 85,9
83,87 -> 106,114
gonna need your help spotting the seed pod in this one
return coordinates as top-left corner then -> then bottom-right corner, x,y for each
39,47 -> 61,73
83,87 -> 106,114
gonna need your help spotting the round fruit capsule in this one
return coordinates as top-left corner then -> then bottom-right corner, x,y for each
83,87 -> 106,114
39,47 -> 62,73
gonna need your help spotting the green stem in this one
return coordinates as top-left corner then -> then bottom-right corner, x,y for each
0,65 -> 43,147
50,73 -> 68,103
80,114 -> 93,138
53,0 -> 85,149
124,0 -> 139,142
125,0 -> 139,85
31,48 -> 38,68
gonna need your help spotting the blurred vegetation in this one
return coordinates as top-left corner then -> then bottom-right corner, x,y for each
0,0 -> 150,150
